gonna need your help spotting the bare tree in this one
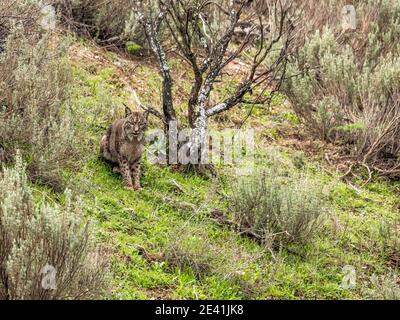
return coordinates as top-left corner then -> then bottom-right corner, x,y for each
133,0 -> 295,168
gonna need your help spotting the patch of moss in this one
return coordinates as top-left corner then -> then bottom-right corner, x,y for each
126,41 -> 142,55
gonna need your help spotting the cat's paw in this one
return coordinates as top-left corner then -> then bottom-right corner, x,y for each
112,166 -> 120,173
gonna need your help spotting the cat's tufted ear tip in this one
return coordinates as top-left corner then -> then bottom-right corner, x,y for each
124,104 -> 132,117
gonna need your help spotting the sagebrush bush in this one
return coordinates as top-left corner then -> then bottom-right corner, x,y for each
0,0 -> 39,49
163,225 -> 263,284
362,272 -> 400,300
230,168 -> 327,248
0,156 -> 109,300
164,228 -> 217,279
283,0 -> 400,176
0,9 -> 81,191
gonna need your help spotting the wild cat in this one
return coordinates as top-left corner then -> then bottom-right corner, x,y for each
100,106 -> 149,190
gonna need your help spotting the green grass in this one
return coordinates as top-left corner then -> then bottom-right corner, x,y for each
67,149 -> 399,299
78,158 -> 248,299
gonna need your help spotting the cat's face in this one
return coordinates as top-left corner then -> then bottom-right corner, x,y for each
123,108 -> 148,141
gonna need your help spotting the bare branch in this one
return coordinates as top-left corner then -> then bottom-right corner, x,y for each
129,89 -> 165,122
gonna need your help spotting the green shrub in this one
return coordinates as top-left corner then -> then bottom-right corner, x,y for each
163,225 -> 264,286
230,168 -> 327,248
164,228 -> 217,279
362,272 -> 400,300
0,0 -> 38,49
283,0 -> 400,176
0,156 -> 109,299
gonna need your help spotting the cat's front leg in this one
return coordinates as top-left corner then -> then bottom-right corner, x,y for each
130,161 -> 141,191
119,157 -> 133,189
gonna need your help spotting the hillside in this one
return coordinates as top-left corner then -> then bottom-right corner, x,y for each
63,36 -> 399,299
1,0 -> 400,301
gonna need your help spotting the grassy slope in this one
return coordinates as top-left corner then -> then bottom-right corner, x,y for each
60,37 -> 399,300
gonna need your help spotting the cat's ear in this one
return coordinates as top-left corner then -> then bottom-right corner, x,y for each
124,104 -> 132,117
